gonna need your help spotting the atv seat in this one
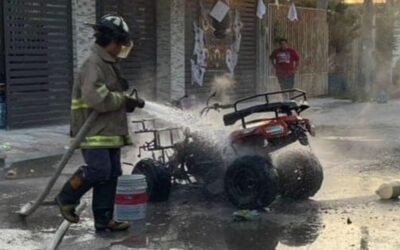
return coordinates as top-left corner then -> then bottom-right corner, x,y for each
266,100 -> 309,113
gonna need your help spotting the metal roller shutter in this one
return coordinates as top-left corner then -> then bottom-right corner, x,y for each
3,0 -> 73,128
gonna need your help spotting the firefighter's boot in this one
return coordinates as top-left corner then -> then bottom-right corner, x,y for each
55,167 -> 92,223
92,178 -> 129,232
95,220 -> 130,232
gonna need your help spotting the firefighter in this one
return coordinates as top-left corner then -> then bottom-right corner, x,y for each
55,15 -> 143,232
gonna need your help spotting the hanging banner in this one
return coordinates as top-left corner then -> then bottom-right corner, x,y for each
191,0 -> 243,86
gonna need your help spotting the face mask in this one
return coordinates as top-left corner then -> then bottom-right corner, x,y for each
118,41 -> 134,59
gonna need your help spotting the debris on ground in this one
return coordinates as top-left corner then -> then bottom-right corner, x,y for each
0,143 -> 11,151
263,207 -> 271,212
375,90 -> 389,104
375,181 -> 400,200
5,170 -> 17,179
347,218 -> 352,225
232,210 -> 260,222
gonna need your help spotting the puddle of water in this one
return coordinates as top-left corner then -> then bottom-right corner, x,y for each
0,229 -> 51,250
321,136 -> 383,143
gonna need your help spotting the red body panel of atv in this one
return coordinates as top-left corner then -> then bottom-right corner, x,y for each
229,116 -> 314,145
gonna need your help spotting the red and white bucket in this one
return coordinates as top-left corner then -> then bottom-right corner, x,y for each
114,174 -> 148,221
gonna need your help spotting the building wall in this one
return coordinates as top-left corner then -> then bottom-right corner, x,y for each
71,1 -> 329,102
156,0 -> 186,101
71,0 -> 96,75
170,0 -> 186,100
73,0 -> 185,102
156,0 -> 171,101
266,5 -> 329,96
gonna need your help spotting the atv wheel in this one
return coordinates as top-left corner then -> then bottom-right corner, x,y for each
224,155 -> 279,209
275,149 -> 323,200
132,158 -> 171,202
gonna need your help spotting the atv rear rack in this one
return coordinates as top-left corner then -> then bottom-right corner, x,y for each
223,89 -> 309,128
232,89 -> 307,111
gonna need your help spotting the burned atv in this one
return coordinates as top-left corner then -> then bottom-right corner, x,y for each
131,89 -> 323,209
130,119 -> 224,202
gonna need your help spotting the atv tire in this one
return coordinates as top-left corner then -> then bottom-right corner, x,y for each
132,158 -> 171,202
275,149 -> 323,200
224,155 -> 279,209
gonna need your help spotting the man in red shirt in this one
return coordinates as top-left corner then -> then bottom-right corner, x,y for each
270,38 -> 300,92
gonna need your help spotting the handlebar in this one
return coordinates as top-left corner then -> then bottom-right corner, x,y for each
200,103 -> 233,117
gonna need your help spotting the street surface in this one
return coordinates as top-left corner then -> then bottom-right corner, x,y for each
1,99 -> 400,250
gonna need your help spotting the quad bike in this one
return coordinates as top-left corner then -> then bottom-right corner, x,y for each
198,89 -> 323,208
131,89 -> 323,209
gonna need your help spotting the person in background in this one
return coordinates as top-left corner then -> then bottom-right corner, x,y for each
270,38 -> 300,94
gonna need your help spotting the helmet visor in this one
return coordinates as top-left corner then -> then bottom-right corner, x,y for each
118,40 -> 134,58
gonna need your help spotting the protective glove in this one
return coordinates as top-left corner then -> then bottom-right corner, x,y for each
125,96 -> 145,113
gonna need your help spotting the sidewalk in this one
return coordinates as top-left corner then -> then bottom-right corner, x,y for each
0,116 -> 141,178
307,98 -> 400,128
0,125 -> 69,177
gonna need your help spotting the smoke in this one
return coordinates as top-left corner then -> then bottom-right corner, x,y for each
210,73 -> 236,104
329,2 -> 399,100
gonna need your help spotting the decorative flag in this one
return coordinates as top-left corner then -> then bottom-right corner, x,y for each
288,3 -> 298,22
257,0 -> 266,19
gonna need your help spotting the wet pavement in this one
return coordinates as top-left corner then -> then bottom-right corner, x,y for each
2,127 -> 400,249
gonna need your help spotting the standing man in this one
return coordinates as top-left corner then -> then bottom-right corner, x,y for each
270,38 -> 300,92
55,15 -> 144,232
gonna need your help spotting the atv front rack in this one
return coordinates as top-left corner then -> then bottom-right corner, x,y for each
131,119 -> 157,132
132,119 -> 183,163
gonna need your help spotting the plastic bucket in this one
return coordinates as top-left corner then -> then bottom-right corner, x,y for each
114,174 -> 148,221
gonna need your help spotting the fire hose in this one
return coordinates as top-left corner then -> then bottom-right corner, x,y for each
18,89 -> 145,217
47,201 -> 87,250
18,111 -> 98,217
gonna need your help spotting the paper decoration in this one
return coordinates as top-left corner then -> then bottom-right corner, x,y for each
191,22 -> 208,86
226,10 -> 243,74
210,1 -> 230,22
257,0 -> 266,19
288,3 -> 298,21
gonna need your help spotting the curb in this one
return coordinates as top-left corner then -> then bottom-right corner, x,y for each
4,153 -> 64,180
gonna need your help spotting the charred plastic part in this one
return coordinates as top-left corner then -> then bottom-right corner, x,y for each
275,149 -> 324,200
224,155 -> 279,209
132,158 -> 171,202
